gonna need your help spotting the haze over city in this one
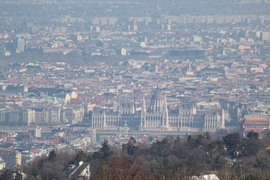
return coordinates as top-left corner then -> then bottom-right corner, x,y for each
0,0 -> 270,179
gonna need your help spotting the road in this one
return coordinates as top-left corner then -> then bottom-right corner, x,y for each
0,126 -> 200,138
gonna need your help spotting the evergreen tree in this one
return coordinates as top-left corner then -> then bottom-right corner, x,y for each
92,140 -> 113,159
122,137 -> 139,156
48,149 -> 56,161
247,132 -> 259,140
75,151 -> 87,164
223,133 -> 242,158
100,139 -> 113,158
0,169 -> 14,180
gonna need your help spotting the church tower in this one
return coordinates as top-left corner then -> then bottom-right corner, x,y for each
140,95 -> 146,130
162,94 -> 171,130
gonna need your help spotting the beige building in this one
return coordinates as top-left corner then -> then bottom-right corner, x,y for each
33,108 -> 48,125
0,149 -> 22,168
0,157 -> 6,170
65,106 -> 84,124
242,115 -> 269,130
22,109 -> 35,125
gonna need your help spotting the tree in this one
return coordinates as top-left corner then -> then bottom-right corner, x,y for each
18,132 -> 270,180
90,155 -> 156,180
100,140 -> 113,158
75,151 -> 87,164
186,135 -> 198,149
14,172 -> 23,180
223,133 -> 242,158
48,149 -> 56,161
243,174 -> 257,180
92,140 -> 113,159
150,138 -> 170,157
30,168 -> 39,178
205,132 -> 211,140
172,136 -> 190,159
247,131 -> 259,140
22,151 -> 75,180
122,137 -> 139,156
0,169 -> 14,180
92,151 -> 104,159
259,130 -> 270,148
148,136 -> 154,142
242,139 -> 259,157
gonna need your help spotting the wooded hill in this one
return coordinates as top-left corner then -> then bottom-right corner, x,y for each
2,131 -> 270,180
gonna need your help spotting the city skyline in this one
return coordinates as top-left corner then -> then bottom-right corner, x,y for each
0,0 -> 270,173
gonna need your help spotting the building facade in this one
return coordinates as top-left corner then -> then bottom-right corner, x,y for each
0,149 -> 22,168
91,88 -> 223,132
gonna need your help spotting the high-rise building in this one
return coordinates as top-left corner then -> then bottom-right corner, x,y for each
28,126 -> 42,138
116,48 -> 127,56
5,38 -> 25,53
16,38 -> 25,52
92,17 -> 117,25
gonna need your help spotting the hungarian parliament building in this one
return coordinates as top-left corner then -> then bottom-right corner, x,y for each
90,88 -> 228,132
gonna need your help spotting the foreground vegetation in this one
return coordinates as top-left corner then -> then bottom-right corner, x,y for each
2,131 -> 270,180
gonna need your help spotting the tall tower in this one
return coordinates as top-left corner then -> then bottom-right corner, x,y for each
163,94 -> 170,130
140,95 -> 146,130
221,109 -> 225,129
141,87 -> 172,131
148,87 -> 164,113
102,110 -> 107,130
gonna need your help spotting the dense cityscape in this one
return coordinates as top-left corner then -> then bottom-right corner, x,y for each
0,0 -> 270,179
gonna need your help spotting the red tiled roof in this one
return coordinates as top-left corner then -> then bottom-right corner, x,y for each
30,149 -> 40,154
38,137 -> 61,144
0,148 -> 14,152
244,127 -> 264,133
70,98 -> 84,104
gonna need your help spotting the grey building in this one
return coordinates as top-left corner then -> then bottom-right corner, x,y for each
91,88 -> 223,132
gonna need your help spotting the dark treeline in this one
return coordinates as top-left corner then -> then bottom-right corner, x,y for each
2,131 -> 270,180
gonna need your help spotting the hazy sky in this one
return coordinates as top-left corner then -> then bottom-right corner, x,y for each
1,0 -> 270,18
